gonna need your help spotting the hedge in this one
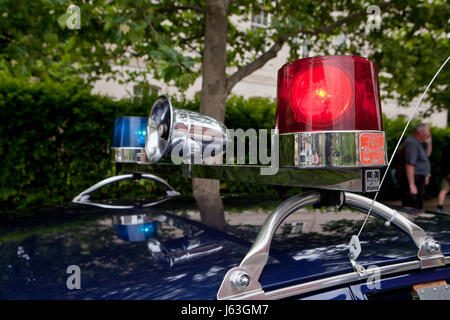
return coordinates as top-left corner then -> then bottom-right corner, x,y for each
0,75 -> 150,210
0,75 -> 448,210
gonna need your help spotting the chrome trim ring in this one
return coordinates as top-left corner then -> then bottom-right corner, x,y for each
279,131 -> 388,168
112,147 -> 147,163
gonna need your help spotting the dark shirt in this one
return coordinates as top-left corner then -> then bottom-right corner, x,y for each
403,135 -> 430,177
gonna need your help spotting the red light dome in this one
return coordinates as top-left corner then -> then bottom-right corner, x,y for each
276,55 -> 383,133
289,64 -> 354,127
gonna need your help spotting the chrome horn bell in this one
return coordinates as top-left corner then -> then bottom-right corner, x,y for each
146,95 -> 229,164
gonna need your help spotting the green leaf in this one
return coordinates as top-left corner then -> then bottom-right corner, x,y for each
128,28 -> 144,43
57,13 -> 70,30
177,73 -> 196,89
104,17 -> 115,32
181,56 -> 195,69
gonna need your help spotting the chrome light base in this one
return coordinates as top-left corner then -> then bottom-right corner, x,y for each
279,131 -> 388,168
112,147 -> 148,163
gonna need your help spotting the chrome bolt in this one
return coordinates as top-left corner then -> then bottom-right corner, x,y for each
239,274 -> 250,288
231,271 -> 251,291
426,240 -> 441,253
433,242 -> 441,252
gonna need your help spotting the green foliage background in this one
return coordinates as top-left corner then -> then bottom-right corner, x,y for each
0,74 -> 448,211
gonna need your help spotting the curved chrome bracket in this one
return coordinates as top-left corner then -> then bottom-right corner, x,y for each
344,192 -> 445,270
217,191 -> 445,300
72,173 -> 180,209
217,192 -> 321,300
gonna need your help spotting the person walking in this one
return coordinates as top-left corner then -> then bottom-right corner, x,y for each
437,145 -> 449,212
399,123 -> 432,209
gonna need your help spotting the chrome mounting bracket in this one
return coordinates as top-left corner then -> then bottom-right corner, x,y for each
344,192 -> 445,271
72,173 -> 180,209
217,191 -> 445,300
417,237 -> 446,268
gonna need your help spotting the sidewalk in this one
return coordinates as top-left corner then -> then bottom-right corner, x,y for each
382,196 -> 450,213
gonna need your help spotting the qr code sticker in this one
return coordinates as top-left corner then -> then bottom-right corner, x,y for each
365,170 -> 380,192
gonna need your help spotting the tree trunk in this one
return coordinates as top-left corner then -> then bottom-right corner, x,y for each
193,0 -> 230,231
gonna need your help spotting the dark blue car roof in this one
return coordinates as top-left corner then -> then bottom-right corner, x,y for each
1,196 -> 449,299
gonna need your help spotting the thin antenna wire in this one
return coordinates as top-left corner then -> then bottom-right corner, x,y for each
356,56 -> 450,238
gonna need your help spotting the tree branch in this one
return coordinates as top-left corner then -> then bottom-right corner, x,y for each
179,33 -> 204,45
186,42 -> 202,56
227,2 -> 395,94
142,12 -> 159,40
157,5 -> 205,14
227,38 -> 285,95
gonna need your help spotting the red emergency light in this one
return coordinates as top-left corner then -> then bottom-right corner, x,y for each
276,55 -> 383,133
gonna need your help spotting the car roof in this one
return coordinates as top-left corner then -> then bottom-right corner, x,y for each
1,196 -> 449,299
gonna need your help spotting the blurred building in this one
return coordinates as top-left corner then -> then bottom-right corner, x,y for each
92,12 -> 448,128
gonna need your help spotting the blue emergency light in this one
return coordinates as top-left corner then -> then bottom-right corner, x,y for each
114,220 -> 157,242
111,116 -> 147,148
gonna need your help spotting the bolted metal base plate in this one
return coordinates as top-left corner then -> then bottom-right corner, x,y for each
417,284 -> 450,300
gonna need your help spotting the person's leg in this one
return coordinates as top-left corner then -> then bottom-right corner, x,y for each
400,174 -> 417,208
438,190 -> 447,206
400,175 -> 413,207
438,175 -> 450,210
415,175 -> 425,209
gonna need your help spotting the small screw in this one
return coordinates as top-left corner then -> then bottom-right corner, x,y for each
239,274 -> 250,288
425,240 -> 441,253
433,242 -> 441,252
231,271 -> 251,290
430,241 -> 441,252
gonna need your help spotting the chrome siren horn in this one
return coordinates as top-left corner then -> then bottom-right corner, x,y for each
145,95 -> 229,164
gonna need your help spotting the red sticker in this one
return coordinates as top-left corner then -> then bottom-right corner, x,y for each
360,133 -> 385,165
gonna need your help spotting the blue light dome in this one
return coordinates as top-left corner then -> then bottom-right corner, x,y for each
111,117 -> 147,148
114,221 -> 158,242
